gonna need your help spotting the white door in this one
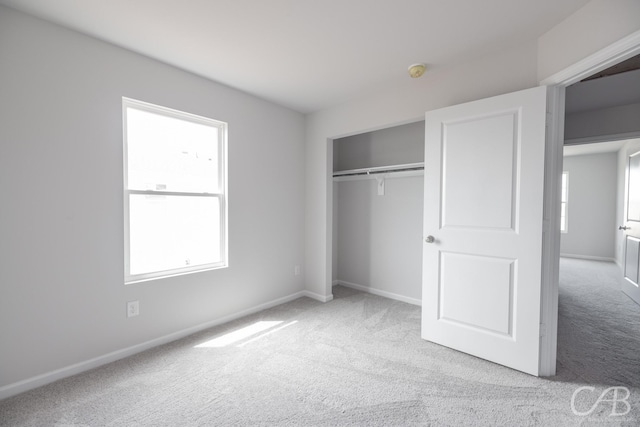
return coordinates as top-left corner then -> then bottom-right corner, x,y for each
622,148 -> 640,306
422,86 -> 547,376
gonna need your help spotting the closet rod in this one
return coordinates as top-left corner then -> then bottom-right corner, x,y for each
332,162 -> 424,178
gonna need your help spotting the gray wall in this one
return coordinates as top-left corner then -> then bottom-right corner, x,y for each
333,123 -> 425,303
565,68 -> 640,143
333,121 -> 425,171
560,153 -> 617,259
565,103 -> 640,143
0,7 -> 305,392
335,177 -> 423,303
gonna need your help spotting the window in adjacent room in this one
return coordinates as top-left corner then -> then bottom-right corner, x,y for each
123,98 -> 227,284
560,171 -> 568,233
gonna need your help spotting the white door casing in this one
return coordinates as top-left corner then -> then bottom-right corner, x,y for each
622,149 -> 640,306
422,86 -> 547,376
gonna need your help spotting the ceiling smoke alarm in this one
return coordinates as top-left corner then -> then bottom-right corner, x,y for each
408,63 -> 426,78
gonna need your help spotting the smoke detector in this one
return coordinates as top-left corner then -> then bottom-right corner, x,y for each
408,63 -> 426,78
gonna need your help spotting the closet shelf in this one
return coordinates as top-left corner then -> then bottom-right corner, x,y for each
333,162 -> 424,181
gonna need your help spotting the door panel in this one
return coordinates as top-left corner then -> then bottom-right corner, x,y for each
627,153 -> 640,221
423,86 -> 547,376
439,253 -> 515,336
622,150 -> 640,305
624,236 -> 639,286
442,112 -> 517,229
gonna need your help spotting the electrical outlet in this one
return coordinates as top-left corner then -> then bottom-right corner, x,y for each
127,301 -> 139,318
294,265 -> 301,276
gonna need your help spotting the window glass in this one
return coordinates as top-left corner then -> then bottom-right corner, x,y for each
126,108 -> 220,193
560,171 -> 568,233
129,195 -> 221,275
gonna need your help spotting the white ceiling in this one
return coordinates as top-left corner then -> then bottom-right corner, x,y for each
0,0 -> 591,113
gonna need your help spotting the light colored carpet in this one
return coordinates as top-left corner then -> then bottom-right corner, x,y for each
1,258 -> 639,426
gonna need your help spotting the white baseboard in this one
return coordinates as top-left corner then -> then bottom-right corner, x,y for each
560,253 -> 616,263
302,290 -> 334,303
335,280 -> 421,306
0,289 -> 316,401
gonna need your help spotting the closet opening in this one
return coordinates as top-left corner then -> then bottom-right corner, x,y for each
331,121 -> 425,305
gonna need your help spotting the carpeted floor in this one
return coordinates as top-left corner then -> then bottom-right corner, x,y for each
1,258 -> 639,426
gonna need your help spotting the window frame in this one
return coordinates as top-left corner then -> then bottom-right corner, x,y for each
122,97 -> 228,284
560,171 -> 568,233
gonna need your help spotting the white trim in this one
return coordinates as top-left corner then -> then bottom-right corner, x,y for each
302,290 -> 334,303
539,85 -> 564,376
541,29 -> 640,86
560,254 -> 616,263
565,131 -> 640,146
0,290 -> 311,401
335,280 -> 422,306
326,137 -> 335,299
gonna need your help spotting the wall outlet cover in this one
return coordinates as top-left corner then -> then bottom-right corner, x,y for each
127,301 -> 140,318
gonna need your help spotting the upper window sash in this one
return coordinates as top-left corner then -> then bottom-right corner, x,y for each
123,98 -> 226,195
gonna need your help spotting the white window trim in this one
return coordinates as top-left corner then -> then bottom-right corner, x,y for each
122,97 -> 228,284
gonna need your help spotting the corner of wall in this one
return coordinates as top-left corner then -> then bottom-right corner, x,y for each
537,0 -> 640,81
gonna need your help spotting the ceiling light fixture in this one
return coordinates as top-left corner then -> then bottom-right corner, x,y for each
408,63 -> 426,78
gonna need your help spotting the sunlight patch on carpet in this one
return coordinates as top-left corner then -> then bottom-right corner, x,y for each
237,320 -> 298,347
194,320 -> 298,348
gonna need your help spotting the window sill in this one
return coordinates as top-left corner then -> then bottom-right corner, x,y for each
125,263 -> 228,285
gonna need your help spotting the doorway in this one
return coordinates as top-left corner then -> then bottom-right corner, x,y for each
559,54 -> 640,289
553,47 -> 640,381
538,30 -> 640,376
560,140 -> 623,263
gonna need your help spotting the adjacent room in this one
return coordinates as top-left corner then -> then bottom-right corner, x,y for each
1,0 -> 640,425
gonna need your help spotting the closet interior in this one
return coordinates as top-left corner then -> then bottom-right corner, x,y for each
332,121 -> 425,305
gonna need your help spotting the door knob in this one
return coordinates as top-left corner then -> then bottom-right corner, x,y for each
619,226 -> 630,230
425,235 -> 435,243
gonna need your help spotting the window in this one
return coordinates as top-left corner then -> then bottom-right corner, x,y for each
123,98 -> 227,283
560,171 -> 568,233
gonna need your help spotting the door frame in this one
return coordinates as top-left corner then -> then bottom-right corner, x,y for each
538,29 -> 640,376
